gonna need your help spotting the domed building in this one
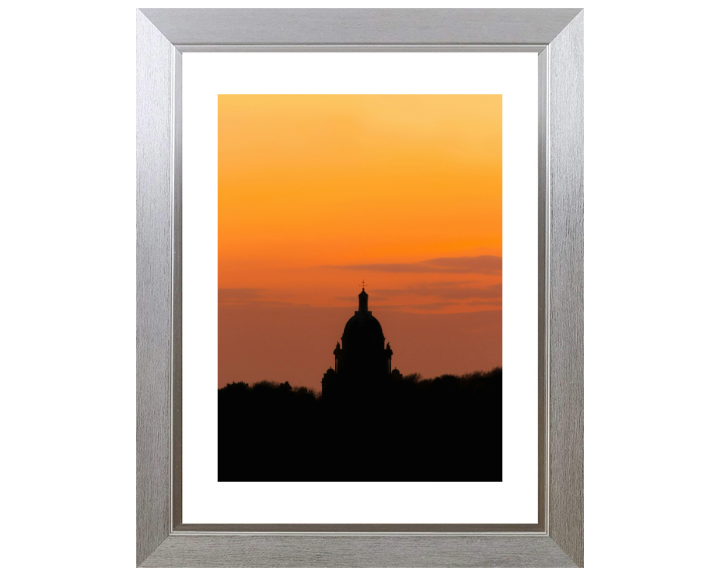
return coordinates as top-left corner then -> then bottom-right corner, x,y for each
322,288 -> 400,395
334,288 -> 393,376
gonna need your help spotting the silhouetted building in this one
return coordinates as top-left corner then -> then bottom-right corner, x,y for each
219,285 -> 503,482
322,288 -> 400,395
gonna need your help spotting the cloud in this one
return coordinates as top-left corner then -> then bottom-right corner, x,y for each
327,255 -> 501,275
219,288 -> 264,303
335,293 -> 389,303
391,301 -> 461,311
219,288 -> 298,307
374,282 -> 502,302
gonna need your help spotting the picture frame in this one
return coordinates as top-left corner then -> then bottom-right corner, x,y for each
137,8 -> 583,568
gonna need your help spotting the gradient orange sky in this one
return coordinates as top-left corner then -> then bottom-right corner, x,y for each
219,95 -> 502,390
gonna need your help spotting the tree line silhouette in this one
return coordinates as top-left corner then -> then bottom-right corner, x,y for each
218,368 -> 502,482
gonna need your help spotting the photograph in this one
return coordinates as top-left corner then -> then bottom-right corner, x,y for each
217,94 -> 503,481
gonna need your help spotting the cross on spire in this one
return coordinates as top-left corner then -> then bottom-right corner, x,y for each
359,280 -> 367,291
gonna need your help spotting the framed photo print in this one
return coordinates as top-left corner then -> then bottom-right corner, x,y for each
137,8 -> 583,568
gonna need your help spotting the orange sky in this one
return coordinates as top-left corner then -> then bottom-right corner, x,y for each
218,95 -> 502,389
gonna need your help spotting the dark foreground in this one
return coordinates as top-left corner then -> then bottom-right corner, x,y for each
218,368 -> 502,482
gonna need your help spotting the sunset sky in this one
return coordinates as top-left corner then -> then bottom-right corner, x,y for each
218,94 -> 502,390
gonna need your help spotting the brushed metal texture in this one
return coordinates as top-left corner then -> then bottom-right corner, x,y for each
547,11 -> 584,568
136,7 -> 584,568
136,9 -> 175,567
142,534 -> 577,568
140,8 -> 583,46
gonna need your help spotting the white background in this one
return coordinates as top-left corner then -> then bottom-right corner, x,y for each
1,0 -> 719,574
183,52 -> 537,523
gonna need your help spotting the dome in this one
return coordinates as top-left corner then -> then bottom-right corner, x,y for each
342,311 -> 385,350
340,289 -> 386,352
329,288 -> 394,381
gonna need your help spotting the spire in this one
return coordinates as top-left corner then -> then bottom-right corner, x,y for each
358,287 -> 369,312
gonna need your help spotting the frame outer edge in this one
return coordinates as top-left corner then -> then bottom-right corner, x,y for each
136,7 -> 585,569
136,10 -> 174,567
142,533 -> 577,568
547,10 -> 584,568
139,8 -> 583,46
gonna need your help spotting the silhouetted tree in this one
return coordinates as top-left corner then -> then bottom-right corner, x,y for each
218,368 -> 502,482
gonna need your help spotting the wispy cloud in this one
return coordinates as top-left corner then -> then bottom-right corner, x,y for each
218,281 -> 501,312
219,288 -> 264,303
219,288 -> 298,307
327,255 -> 501,275
374,282 -> 502,301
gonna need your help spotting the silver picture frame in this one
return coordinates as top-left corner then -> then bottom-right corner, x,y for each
137,8 -> 583,568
